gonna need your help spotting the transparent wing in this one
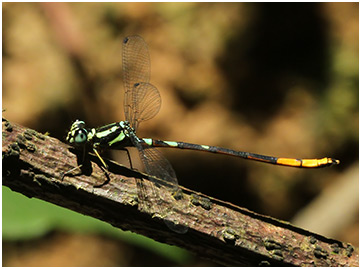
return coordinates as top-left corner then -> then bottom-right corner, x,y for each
123,36 -> 186,233
140,147 -> 178,189
127,82 -> 161,131
131,137 -> 188,234
123,35 -> 161,130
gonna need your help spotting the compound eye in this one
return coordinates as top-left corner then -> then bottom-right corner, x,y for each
74,129 -> 87,144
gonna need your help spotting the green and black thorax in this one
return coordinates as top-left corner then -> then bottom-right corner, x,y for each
66,119 -> 135,150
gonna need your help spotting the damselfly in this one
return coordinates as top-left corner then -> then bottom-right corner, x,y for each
65,35 -> 339,232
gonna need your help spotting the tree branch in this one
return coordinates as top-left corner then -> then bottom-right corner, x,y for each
2,118 -> 358,266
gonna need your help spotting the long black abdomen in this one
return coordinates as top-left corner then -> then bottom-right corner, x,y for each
140,138 -> 338,168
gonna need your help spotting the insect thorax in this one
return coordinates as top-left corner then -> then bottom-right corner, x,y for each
90,121 -> 134,149
66,120 -> 134,149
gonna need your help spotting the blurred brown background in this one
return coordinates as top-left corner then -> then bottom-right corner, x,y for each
2,2 -> 358,266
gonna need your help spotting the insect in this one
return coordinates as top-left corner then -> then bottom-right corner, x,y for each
65,35 -> 339,232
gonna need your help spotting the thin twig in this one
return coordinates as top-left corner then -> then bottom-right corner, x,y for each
2,118 -> 358,266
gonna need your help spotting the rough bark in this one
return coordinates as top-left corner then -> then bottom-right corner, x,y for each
2,118 -> 358,266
